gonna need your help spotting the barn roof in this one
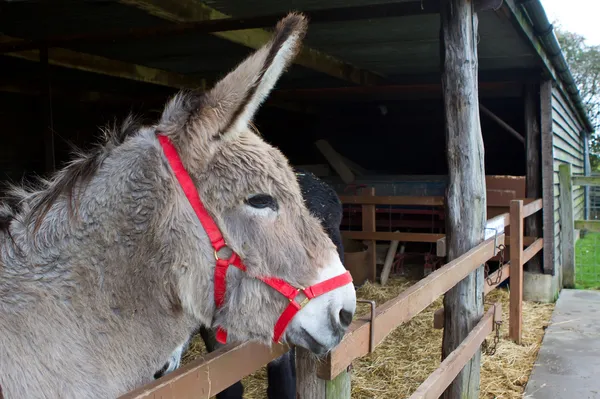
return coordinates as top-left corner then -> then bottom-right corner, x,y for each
0,0 -> 593,132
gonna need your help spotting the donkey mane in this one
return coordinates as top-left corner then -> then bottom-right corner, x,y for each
0,115 -> 148,234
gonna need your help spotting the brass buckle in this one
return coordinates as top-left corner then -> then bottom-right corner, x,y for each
290,288 -> 310,308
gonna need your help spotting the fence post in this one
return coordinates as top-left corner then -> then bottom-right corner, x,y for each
559,164 -> 575,288
361,187 -> 377,283
509,199 -> 524,344
296,348 -> 351,399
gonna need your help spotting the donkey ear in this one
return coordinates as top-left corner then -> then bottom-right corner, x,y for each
201,12 -> 307,138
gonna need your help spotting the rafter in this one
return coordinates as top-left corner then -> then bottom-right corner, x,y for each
1,36 -> 206,90
118,0 -> 387,86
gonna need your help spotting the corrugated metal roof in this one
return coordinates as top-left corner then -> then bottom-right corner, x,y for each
0,0 -> 540,84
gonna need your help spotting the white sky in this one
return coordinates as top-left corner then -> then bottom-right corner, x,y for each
541,0 -> 600,45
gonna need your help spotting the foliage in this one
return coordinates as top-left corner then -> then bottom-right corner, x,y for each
555,28 -> 600,169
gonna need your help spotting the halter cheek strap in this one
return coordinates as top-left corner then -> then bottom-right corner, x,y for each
158,134 -> 353,344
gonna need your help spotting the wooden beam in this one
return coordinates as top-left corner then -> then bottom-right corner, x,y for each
0,2 -> 443,54
525,84 -> 543,273
118,0 -> 386,86
410,305 -> 498,399
523,238 -> 544,264
574,220 -> 600,232
440,1 -> 486,398
2,36 -> 205,89
339,195 -> 444,206
479,103 -> 525,145
272,82 -> 522,101
509,200 -> 524,344
523,198 -> 543,218
540,80 -> 556,275
572,176 -> 600,187
341,231 -> 445,243
315,140 -> 355,184
318,235 -> 502,380
559,163 -> 575,288
361,187 -> 377,283
118,341 -> 290,398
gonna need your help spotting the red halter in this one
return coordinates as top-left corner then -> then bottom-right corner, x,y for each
157,135 -> 353,344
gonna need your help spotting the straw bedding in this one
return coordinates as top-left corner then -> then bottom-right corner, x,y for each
181,277 -> 554,398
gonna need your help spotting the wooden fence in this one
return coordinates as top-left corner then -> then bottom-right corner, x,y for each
118,198 -> 543,399
559,164 -> 600,288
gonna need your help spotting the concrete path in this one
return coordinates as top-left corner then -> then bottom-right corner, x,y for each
524,289 -> 600,399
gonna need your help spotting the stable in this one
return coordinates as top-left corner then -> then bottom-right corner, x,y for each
1,0 -> 590,301
0,0 -> 593,398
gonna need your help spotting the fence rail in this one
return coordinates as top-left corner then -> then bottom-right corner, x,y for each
118,197 -> 543,399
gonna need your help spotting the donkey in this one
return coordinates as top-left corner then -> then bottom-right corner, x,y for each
0,13 -> 356,399
155,169 -> 346,399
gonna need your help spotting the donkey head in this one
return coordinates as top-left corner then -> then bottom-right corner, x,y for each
157,13 -> 356,354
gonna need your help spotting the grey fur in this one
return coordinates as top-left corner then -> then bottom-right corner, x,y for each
0,13 -> 353,399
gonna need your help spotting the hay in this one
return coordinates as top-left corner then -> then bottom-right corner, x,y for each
180,278 -> 554,398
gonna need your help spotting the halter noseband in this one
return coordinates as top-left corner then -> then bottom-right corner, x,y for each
157,134 -> 353,344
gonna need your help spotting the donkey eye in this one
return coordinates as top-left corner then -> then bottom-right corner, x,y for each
245,194 -> 278,211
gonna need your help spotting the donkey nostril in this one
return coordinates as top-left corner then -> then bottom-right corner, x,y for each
339,309 -> 353,328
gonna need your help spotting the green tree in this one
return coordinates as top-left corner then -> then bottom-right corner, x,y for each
555,28 -> 600,170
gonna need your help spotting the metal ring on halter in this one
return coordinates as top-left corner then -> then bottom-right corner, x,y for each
214,247 -> 231,261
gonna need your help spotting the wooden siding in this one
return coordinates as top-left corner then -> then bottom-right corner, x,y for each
552,87 -> 587,268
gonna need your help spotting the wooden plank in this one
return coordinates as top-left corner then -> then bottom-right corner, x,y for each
409,305 -> 496,399
572,176 -> 600,187
318,235 -> 502,380
0,1 -> 443,54
118,341 -> 289,399
540,80 -> 556,275
484,264 -> 510,295
361,188 -> 377,283
315,140 -> 355,184
509,200 -> 524,344
523,198 -> 543,218
440,3 -> 487,396
559,164 -> 575,288
523,238 -> 544,264
2,36 -> 205,90
119,0 -> 386,86
574,220 -> 600,232
339,195 -> 444,206
341,231 -> 445,243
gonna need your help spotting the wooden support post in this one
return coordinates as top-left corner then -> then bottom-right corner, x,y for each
540,81 -> 556,275
440,0 -> 486,398
39,45 -> 55,174
559,163 -> 575,288
315,140 -> 355,184
296,348 -> 351,399
361,187 -> 377,283
524,84 -> 543,273
509,200 -> 524,344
